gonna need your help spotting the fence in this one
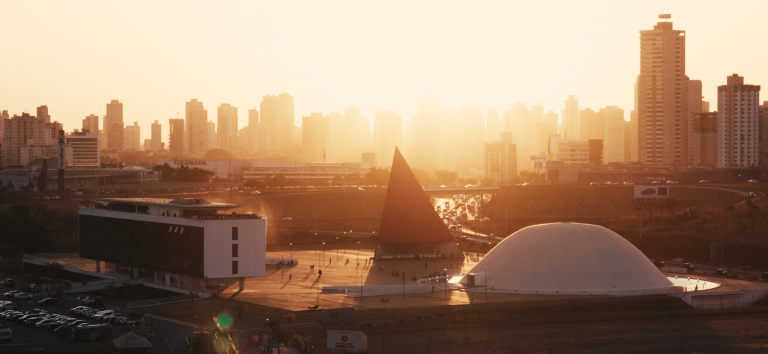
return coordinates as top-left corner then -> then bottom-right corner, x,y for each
141,277 -> 216,298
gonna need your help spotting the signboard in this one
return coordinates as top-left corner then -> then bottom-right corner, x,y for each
633,186 -> 669,199
530,155 -> 547,161
710,242 -> 720,261
659,14 -> 671,19
57,134 -> 66,169
327,330 -> 367,350
534,162 -> 542,170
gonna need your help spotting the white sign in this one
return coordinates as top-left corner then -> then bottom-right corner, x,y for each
327,330 -> 366,350
530,155 -> 547,161
633,186 -> 669,199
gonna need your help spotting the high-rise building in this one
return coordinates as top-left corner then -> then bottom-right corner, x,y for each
687,80 -> 704,165
624,120 -> 632,162
543,110 -> 558,135
168,119 -> 185,155
486,108 -> 500,142
579,109 -> 604,140
484,132 -> 517,185
760,103 -> 768,166
0,113 -> 62,166
562,95 -> 579,139
185,99 -> 208,154
104,100 -> 124,151
629,81 -> 639,162
123,121 -> 141,151
405,97 -> 452,171
260,93 -> 295,151
82,114 -> 99,134
143,139 -> 151,151
602,106 -> 625,163
1,110 -> 10,140
245,108 -> 268,153
637,19 -> 689,165
37,105 -> 50,123
717,74 -> 761,167
65,130 -> 100,168
362,152 -> 376,168
302,113 -> 327,162
217,103 -> 238,151
373,109 -> 403,168
207,120 -> 217,151
151,120 -> 162,153
531,103 -> 544,121
691,112 -> 717,167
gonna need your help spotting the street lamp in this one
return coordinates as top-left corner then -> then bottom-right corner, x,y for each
281,254 -> 284,280
322,242 -> 326,265
336,236 -> 339,260
357,241 -> 360,265
402,272 -> 406,300
289,242 -> 293,265
484,267 -> 488,301
444,268 -> 448,299
360,273 -> 363,303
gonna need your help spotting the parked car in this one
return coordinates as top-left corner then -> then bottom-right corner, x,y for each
250,191 -> 261,195
13,293 -> 31,300
714,269 -> 728,275
681,263 -> 695,271
3,290 -> 20,298
748,179 -> 759,184
0,328 -> 11,342
623,182 -> 634,185
70,324 -> 113,342
698,180 -> 709,183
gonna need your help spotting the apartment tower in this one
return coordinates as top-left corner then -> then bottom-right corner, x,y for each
637,18 -> 689,166
717,74 -> 761,167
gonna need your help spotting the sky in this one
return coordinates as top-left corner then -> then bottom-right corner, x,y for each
3,1 -> 768,144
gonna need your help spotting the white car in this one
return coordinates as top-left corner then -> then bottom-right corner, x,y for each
672,257 -> 684,262
14,293 -> 30,300
666,180 -> 679,184
250,191 -> 261,195
748,179 -> 759,184
623,182 -> 634,185
35,319 -> 57,329
93,310 -> 115,320
281,217 -> 292,221
75,307 -> 92,315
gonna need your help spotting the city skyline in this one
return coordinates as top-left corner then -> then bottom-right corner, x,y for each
4,2 -> 768,144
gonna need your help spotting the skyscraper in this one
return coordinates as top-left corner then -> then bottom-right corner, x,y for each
207,120 -> 217,152
82,114 -> 99,134
301,113 -> 327,162
602,106 -> 625,163
373,109 -> 403,168
217,103 -> 238,151
543,110 -> 558,135
260,93 -> 295,151
37,105 -> 51,123
185,99 -> 207,154
104,100 -> 124,151
486,108 -> 500,142
123,121 -> 141,151
151,120 -> 162,153
687,80 -> 704,164
0,110 -> 9,140
717,74 -> 761,167
562,96 -> 579,139
168,118 -> 185,155
637,19 -> 689,165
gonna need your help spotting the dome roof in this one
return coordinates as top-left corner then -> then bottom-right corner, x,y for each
463,223 -> 672,296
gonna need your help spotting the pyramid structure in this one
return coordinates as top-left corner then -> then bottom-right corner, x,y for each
374,148 -> 462,259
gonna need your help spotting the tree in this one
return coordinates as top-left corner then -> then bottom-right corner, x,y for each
365,167 -> 390,186
434,169 -> 458,186
205,148 -> 234,160
44,261 -> 64,290
38,159 -> 48,191
268,326 -> 290,353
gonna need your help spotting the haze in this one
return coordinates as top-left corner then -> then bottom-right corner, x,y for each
4,1 -> 767,143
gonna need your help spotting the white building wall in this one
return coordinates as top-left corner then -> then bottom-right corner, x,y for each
203,218 -> 266,279
603,107 -> 625,163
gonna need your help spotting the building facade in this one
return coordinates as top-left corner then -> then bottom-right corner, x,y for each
185,99 -> 208,155
78,198 -> 266,289
562,95 -> 579,139
104,100 -> 124,152
217,103 -> 238,151
65,130 -> 100,168
691,112 -> 717,167
168,118 -> 185,155
484,132 -> 517,185
0,113 -> 62,167
260,93 -> 295,152
602,106 -> 625,163
373,109 -> 403,168
717,74 -> 761,167
82,114 -> 99,134
637,20 -> 689,166
151,120 -> 162,153
123,121 -> 141,151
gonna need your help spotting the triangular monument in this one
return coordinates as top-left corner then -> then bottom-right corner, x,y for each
374,147 -> 462,259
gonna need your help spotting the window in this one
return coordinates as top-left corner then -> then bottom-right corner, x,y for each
232,261 -> 238,274
232,244 -> 238,257
232,227 -> 238,240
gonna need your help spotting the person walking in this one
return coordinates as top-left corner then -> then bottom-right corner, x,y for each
289,273 -> 292,281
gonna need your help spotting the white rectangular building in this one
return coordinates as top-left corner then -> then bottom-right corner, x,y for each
717,74 -> 761,167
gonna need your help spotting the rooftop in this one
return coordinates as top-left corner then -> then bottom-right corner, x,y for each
94,197 -> 242,209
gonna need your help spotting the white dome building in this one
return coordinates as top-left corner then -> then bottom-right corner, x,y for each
462,223 -> 672,296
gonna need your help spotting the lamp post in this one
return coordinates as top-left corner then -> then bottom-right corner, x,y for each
402,272 -> 405,300
484,267 -> 487,301
322,242 -> 326,265
289,242 -> 293,265
336,236 -> 339,260
444,268 -> 447,300
357,241 -> 360,265
360,273 -> 363,303
281,254 -> 284,280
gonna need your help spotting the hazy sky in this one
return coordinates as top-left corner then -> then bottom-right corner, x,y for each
4,1 -> 768,143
